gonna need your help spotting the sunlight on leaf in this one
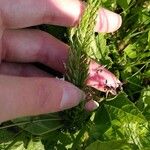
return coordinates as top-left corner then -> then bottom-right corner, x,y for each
8,141 -> 26,150
85,140 -> 135,150
27,138 -> 44,150
103,92 -> 150,149
124,44 -> 137,59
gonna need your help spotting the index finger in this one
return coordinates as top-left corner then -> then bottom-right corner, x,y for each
0,0 -> 84,29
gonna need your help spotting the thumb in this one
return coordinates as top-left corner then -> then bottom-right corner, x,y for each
95,8 -> 122,33
0,75 -> 85,122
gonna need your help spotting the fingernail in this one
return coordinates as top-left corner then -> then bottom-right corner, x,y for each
60,85 -> 85,110
85,100 -> 99,111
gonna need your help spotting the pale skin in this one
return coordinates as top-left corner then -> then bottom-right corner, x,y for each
0,0 -> 122,123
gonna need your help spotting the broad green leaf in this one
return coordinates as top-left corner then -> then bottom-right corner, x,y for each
105,92 -> 145,121
85,140 -> 134,150
103,92 -> 150,149
12,113 -> 63,135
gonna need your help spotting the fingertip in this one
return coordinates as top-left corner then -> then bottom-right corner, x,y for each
85,100 -> 99,111
70,0 -> 86,26
95,8 -> 122,33
50,0 -> 85,27
60,83 -> 85,110
32,78 -> 85,113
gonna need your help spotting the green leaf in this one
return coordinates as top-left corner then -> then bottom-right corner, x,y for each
88,34 -> 105,60
117,0 -> 131,10
0,129 -> 15,144
12,113 -> 63,135
96,34 -> 108,58
103,92 -> 150,149
124,44 -> 137,59
90,105 -> 111,139
89,33 -> 111,64
105,92 -> 145,121
85,140 -> 134,150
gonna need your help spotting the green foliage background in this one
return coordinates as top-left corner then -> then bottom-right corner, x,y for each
0,0 -> 150,149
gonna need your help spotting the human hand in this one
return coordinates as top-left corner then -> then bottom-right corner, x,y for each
0,0 -> 122,123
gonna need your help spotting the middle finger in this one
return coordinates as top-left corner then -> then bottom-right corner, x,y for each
2,29 -> 68,72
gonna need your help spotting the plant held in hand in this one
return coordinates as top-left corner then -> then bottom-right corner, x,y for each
61,0 -> 122,131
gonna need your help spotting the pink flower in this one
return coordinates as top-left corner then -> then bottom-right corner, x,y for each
86,60 -> 122,95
